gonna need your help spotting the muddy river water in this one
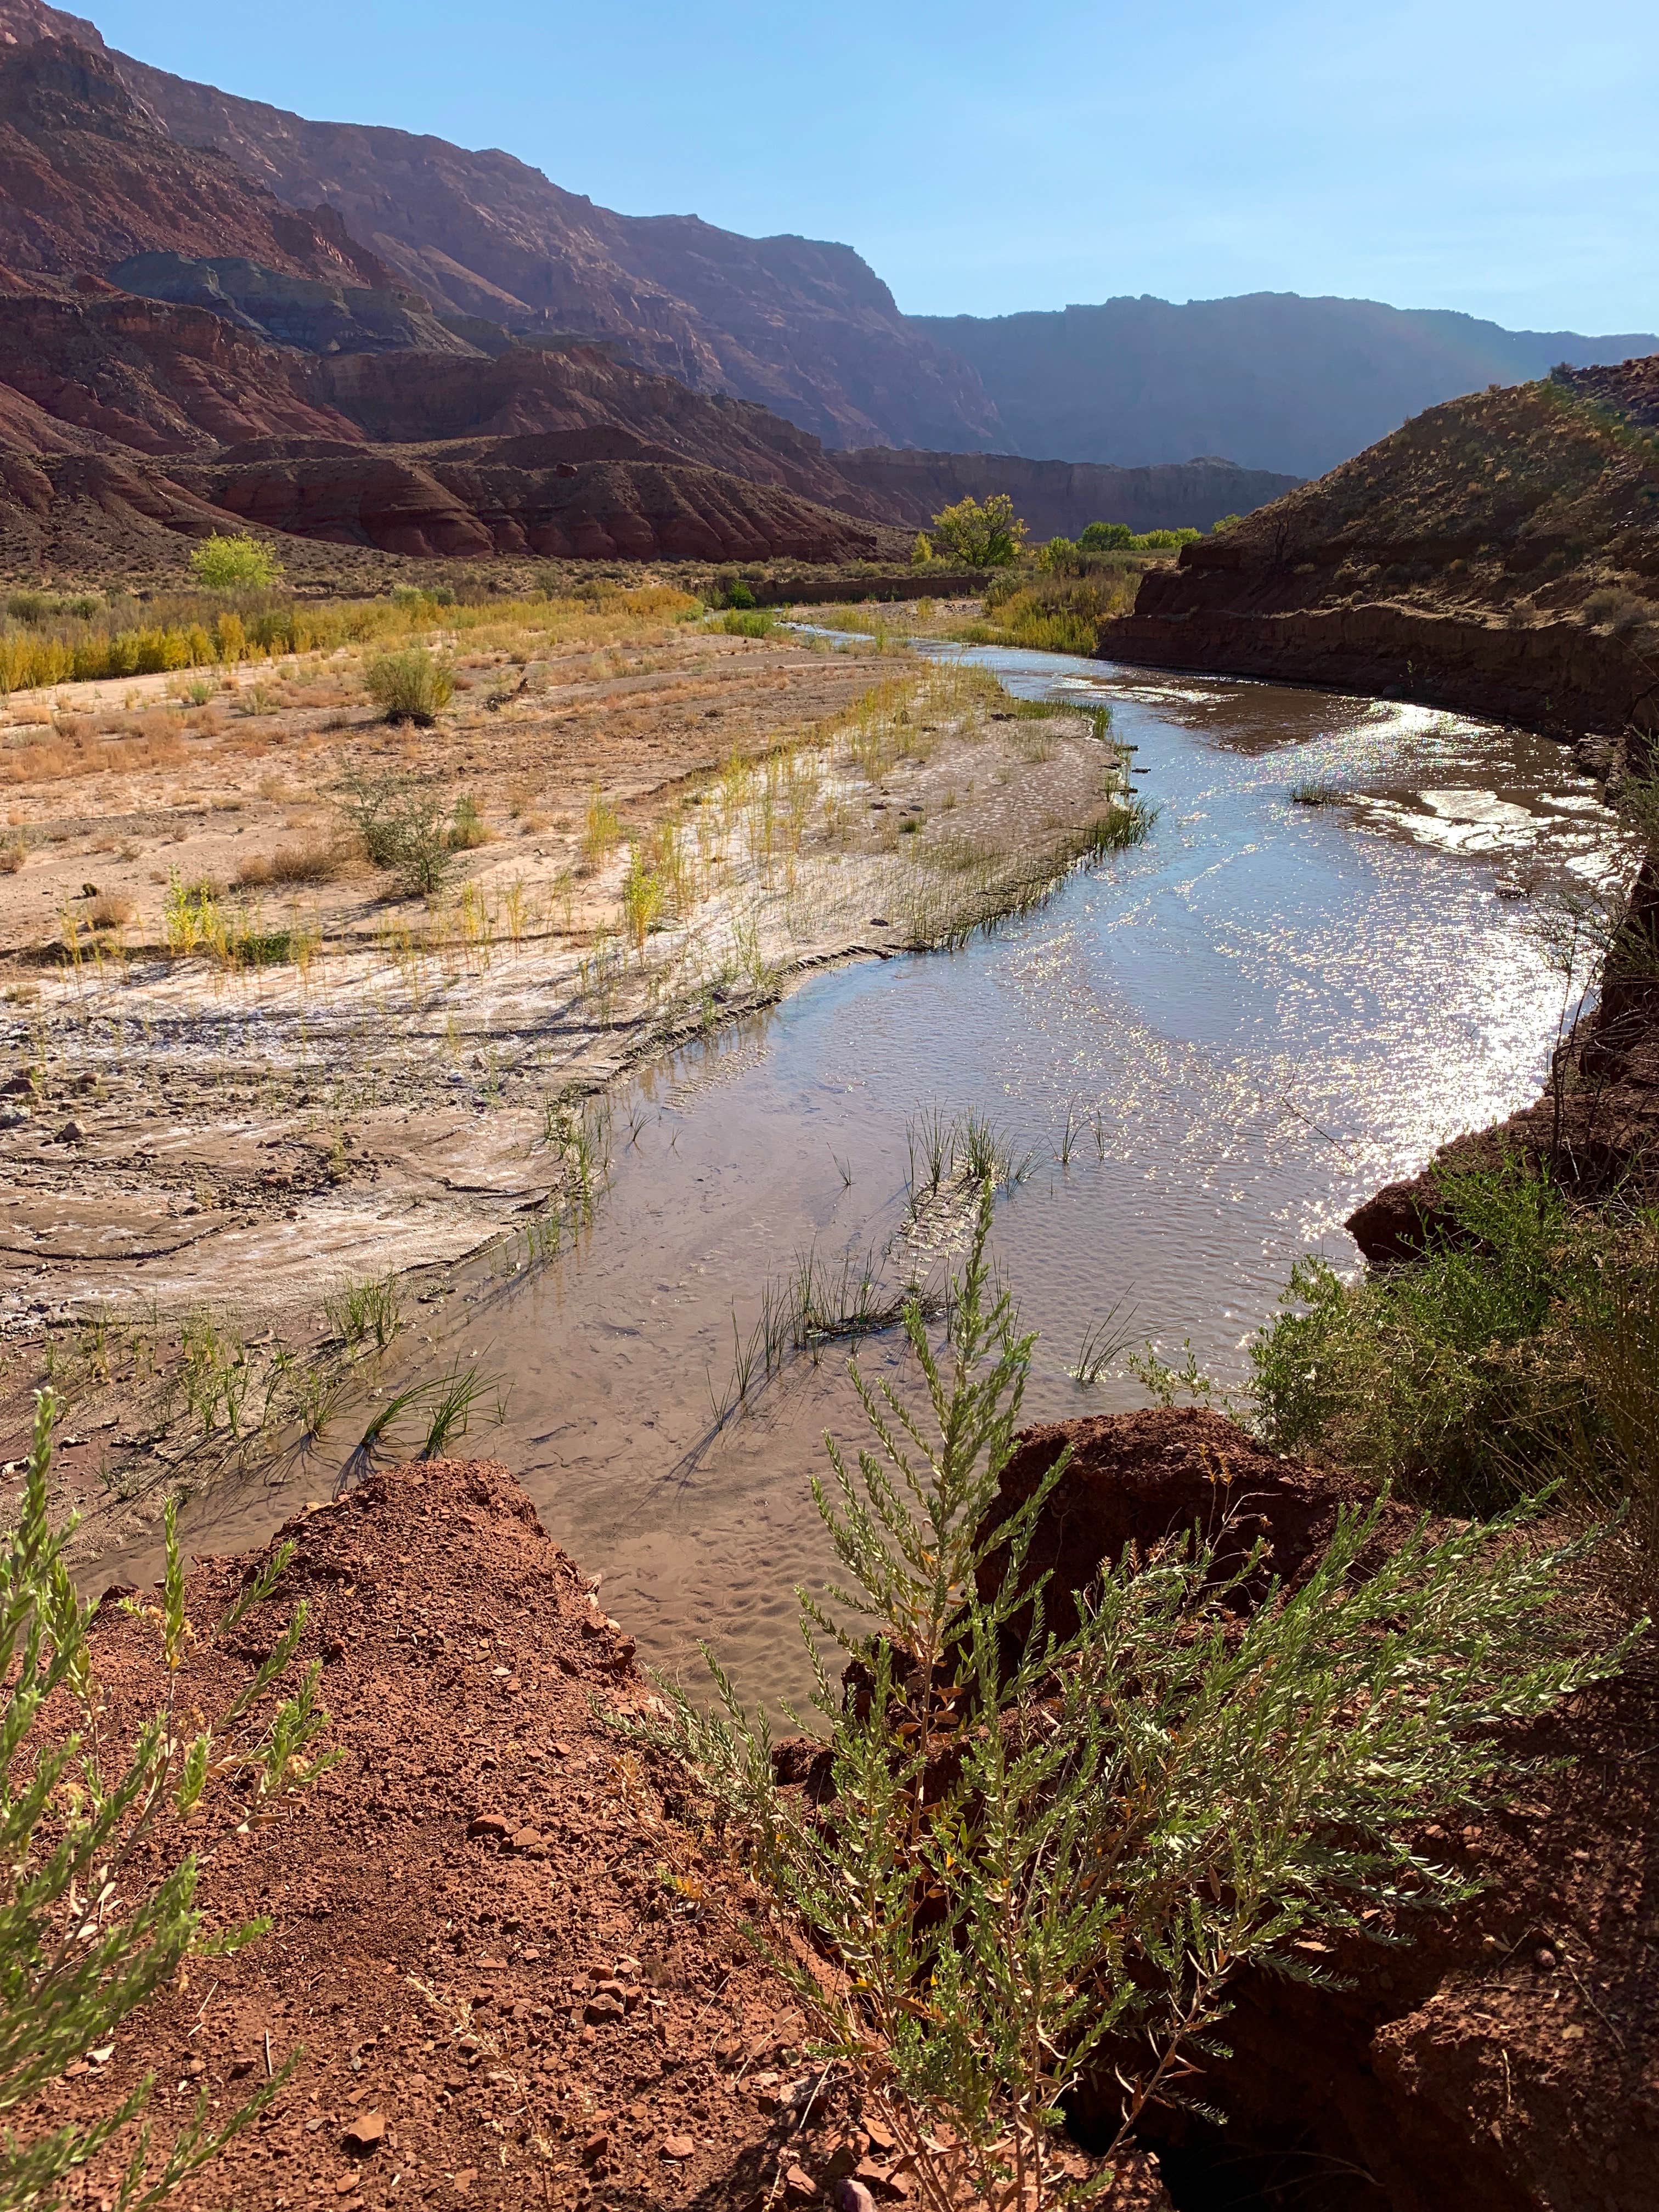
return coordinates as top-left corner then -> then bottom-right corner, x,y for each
166,644 -> 1639,1712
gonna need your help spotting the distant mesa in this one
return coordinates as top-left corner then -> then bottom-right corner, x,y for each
4,0 -> 1642,575
915,295 -> 1659,479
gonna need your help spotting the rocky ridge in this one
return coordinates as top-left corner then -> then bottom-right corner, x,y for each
0,0 -> 998,454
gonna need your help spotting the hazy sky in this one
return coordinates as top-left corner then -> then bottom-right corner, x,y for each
95,0 -> 1657,334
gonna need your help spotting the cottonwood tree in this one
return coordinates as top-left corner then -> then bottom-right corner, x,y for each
929,495 -> 1028,568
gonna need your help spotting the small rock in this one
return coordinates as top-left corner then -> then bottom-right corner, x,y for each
583,2132 -> 610,2162
836,2184 -> 877,2212
660,2135 -> 696,2161
584,1994 -> 624,2024
785,2166 -> 819,2205
343,2111 -> 387,2152
864,2120 -> 898,2155
334,2179 -> 359,2197
57,1121 -> 87,1145
467,1812 -> 512,1840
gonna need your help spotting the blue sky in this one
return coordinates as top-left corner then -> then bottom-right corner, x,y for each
97,0 -> 1657,334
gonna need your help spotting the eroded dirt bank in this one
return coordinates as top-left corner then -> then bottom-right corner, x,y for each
47,1427 -> 1655,2212
42,1452 -> 1170,2212
994,1410 -> 1659,2212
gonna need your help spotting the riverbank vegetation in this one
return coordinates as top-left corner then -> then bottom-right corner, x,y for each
952,565 -> 1149,654
0,576 -> 703,696
1252,1156 -> 1659,1601
651,1188 -> 1631,2212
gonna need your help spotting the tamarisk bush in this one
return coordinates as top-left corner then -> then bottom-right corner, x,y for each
0,1393 -> 336,2210
645,1184 -> 1632,2212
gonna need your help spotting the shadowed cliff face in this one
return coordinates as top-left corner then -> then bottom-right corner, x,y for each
913,295 -> 1659,478
830,447 -> 1302,538
0,0 -> 997,454
1099,363 -> 1659,746
0,35 -> 391,289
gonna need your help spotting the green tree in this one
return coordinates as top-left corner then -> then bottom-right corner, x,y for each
187,535 -> 283,590
929,494 -> 1028,568
0,1393 -> 336,2209
910,532 -> 934,568
1078,521 -> 1134,551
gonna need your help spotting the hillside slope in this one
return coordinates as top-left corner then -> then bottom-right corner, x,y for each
1102,359 -> 1659,747
0,0 -> 996,453
916,294 -> 1659,478
0,34 -> 391,290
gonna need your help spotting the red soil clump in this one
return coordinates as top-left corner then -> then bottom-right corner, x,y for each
36,1460 -> 851,2212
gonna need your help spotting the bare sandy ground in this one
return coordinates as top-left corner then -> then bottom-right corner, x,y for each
0,589 -> 1132,1532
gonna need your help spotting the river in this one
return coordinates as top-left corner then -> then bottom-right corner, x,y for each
168,642 -> 1639,1712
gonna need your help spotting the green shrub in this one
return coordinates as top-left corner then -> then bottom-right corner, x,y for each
644,1188 -> 1627,2212
1249,1158 -> 1646,1510
725,579 -> 757,610
189,534 -> 284,590
930,492 -> 1028,567
0,1393 -> 335,2209
719,608 -> 776,638
364,646 -> 454,726
7,591 -> 103,624
966,569 -> 1139,653
336,766 -> 456,896
1079,521 -> 1135,551
910,531 -> 934,568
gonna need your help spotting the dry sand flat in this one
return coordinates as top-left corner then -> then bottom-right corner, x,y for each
0,588 -> 1132,1537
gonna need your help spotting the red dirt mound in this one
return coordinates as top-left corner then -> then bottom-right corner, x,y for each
30,1460 -> 944,2212
980,1405 -> 1397,1637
